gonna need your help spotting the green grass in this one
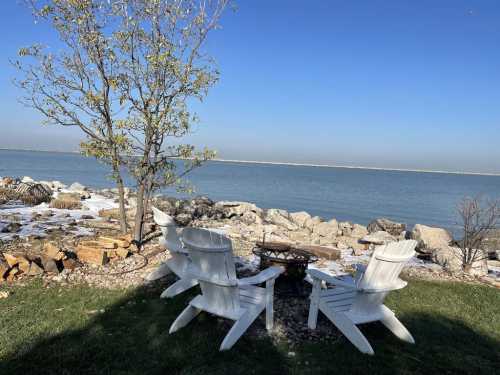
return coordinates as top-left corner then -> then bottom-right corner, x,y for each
0,278 -> 498,375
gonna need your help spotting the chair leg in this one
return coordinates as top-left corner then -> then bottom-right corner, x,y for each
322,308 -> 375,355
265,279 -> 275,330
380,305 -> 415,344
169,304 -> 202,334
219,310 -> 259,351
144,262 -> 172,281
308,278 -> 322,329
160,278 -> 198,299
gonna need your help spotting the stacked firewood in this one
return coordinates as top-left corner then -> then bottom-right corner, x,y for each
0,235 -> 134,281
0,242 -> 70,281
76,235 -> 134,266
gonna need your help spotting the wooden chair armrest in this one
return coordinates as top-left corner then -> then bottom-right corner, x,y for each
238,266 -> 284,286
306,269 -> 358,290
362,278 -> 408,293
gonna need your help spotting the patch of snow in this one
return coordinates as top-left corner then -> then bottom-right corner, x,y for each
0,193 -> 118,242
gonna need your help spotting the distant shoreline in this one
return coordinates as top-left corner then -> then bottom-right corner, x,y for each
1,147 -> 499,177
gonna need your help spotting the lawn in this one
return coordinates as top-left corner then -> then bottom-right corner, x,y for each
0,278 -> 498,375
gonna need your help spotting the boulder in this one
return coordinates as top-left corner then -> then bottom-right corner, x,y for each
191,196 -> 214,207
289,211 -> 311,228
432,246 -> 488,276
304,216 -> 323,231
1,222 -> 22,233
338,221 -> 353,236
336,236 -> 366,251
360,231 -> 396,245
69,182 -> 87,192
412,224 -> 452,253
15,183 -> 53,205
214,201 -> 263,218
174,213 -> 192,226
241,211 -> 263,226
313,219 -> 339,238
51,181 -> 67,190
265,209 -> 298,231
367,218 -> 406,236
21,176 -> 35,183
350,224 -> 369,239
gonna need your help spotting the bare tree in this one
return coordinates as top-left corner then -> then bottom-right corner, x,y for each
14,0 -> 229,245
455,196 -> 499,272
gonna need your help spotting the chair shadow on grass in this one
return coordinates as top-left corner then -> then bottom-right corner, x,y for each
0,278 -> 499,375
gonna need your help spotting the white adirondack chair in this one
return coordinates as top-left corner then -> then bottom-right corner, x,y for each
145,207 -> 199,298
169,227 -> 284,351
307,239 -> 417,355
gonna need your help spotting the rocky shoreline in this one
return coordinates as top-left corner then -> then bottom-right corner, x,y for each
1,175 -> 499,290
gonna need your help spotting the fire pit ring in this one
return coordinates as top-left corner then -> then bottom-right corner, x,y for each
253,241 -> 318,280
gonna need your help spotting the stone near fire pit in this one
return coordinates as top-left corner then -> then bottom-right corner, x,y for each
367,218 -> 406,236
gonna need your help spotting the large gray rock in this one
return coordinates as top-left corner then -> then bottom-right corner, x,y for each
265,209 -> 298,231
367,218 -> 406,236
412,224 -> 453,253
360,231 -> 396,245
289,211 -> 311,228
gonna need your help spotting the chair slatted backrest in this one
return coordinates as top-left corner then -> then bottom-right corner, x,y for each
349,240 -> 417,316
182,227 -> 240,319
152,207 -> 183,253
358,240 -> 417,292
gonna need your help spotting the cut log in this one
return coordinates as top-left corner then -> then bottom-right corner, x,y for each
115,247 -> 129,259
6,267 -> 19,281
100,241 -> 117,250
62,258 -> 79,271
3,253 -> 19,268
105,249 -> 117,259
295,245 -> 342,261
17,256 -> 31,274
43,242 -> 65,261
77,245 -> 108,266
98,236 -> 130,249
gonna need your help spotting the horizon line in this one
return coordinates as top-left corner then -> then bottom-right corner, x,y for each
1,147 -> 499,177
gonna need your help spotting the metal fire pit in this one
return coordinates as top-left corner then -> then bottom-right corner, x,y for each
253,241 -> 318,281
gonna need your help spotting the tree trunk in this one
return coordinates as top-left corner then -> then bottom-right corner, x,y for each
111,162 -> 128,234
133,182 -> 146,247
116,176 -> 128,234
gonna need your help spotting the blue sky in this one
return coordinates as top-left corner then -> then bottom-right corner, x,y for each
1,0 -> 500,173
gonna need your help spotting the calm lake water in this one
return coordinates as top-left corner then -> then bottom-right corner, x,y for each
1,149 -> 499,234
